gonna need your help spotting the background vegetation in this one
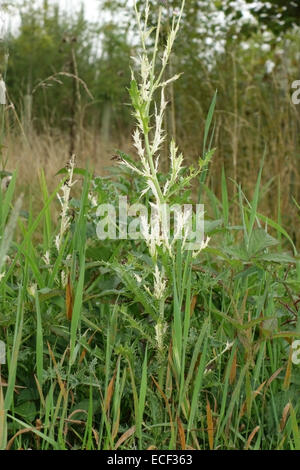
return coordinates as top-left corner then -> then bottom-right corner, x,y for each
0,0 -> 299,242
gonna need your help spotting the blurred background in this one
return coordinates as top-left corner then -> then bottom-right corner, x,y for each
0,0 -> 300,244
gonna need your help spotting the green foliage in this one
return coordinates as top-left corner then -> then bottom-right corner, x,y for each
245,0 -> 300,34
6,1 -> 132,132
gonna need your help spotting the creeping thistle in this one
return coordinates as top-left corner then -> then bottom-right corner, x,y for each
56,154 -> 77,251
121,0 -> 210,260
120,0 -> 212,358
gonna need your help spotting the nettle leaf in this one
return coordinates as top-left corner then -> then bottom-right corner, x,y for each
17,388 -> 39,403
15,401 -> 37,421
203,246 -> 237,265
204,219 -> 223,233
259,253 -> 296,264
70,399 -> 100,419
223,244 -> 249,261
233,265 -> 262,280
247,228 -> 278,257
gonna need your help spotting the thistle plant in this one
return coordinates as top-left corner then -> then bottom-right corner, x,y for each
122,0 -> 212,260
119,0 -> 213,382
55,154 -> 77,251
126,0 -> 184,209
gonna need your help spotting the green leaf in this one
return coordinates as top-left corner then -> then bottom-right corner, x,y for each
223,244 -> 249,261
204,219 -> 223,233
38,288 -> 64,302
247,210 -> 296,255
117,150 -> 140,168
129,79 -> 140,109
55,167 -> 90,177
290,403 -> 300,450
259,253 -> 295,263
202,90 -> 217,157
15,401 -> 37,421
248,151 -> 265,244
247,228 -> 278,257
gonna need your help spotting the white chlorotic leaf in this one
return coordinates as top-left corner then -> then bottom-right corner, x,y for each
160,74 -> 182,87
